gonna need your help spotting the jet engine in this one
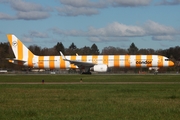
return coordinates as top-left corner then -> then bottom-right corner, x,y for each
149,67 -> 159,71
90,64 -> 108,72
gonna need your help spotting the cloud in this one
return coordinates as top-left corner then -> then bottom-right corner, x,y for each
20,31 -> 48,43
0,12 -> 15,20
52,22 -> 145,37
17,11 -> 50,20
31,32 -> 48,38
51,28 -> 85,36
57,0 -> 105,16
10,0 -> 44,12
57,0 -> 152,16
21,36 -> 33,42
29,31 -> 49,38
143,20 -> 178,36
0,0 -> 51,20
152,35 -> 174,41
87,22 -> 145,37
57,6 -> 99,16
59,0 -> 106,8
88,37 -> 128,42
157,0 -> 180,5
108,0 -> 152,7
51,20 -> 180,42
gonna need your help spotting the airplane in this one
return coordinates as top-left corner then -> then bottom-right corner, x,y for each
7,34 -> 174,74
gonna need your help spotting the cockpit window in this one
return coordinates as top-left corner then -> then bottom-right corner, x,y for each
165,59 -> 169,61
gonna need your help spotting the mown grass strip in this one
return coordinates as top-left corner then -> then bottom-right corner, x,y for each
0,84 -> 180,120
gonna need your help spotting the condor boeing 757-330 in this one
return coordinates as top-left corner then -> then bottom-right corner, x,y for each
7,34 -> 174,74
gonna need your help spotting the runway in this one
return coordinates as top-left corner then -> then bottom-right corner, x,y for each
0,82 -> 180,84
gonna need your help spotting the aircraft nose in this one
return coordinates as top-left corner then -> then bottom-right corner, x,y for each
169,61 -> 174,66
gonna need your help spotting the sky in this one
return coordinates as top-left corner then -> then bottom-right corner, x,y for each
0,0 -> 180,52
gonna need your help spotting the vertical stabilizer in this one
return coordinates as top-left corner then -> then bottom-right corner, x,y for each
7,34 -> 34,61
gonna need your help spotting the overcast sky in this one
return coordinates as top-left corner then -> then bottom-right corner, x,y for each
0,0 -> 180,51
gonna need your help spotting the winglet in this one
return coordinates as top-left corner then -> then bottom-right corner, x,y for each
60,51 -> 66,60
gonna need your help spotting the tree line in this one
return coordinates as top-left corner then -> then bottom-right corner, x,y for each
0,42 -> 179,72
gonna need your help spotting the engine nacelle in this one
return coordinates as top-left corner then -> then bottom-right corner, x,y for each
149,67 -> 159,71
149,67 -> 152,70
91,64 -> 108,72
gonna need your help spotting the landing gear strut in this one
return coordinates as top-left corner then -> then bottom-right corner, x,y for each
81,68 -> 92,74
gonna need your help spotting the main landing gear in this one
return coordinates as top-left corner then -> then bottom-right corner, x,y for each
82,72 -> 92,74
81,69 -> 92,74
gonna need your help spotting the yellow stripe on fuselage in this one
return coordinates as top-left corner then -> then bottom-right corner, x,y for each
114,55 -> 119,67
158,56 -> 163,67
70,56 -> 77,68
92,55 -> 98,64
28,50 -> 34,67
49,56 -> 55,69
38,56 -> 44,69
82,56 -> 87,62
147,55 -> 152,67
103,55 -> 108,65
125,55 -> 130,67
136,55 -> 141,67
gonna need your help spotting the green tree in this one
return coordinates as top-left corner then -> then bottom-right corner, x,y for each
28,45 -> 42,55
101,46 -> 127,55
69,43 -> 77,50
0,42 -> 9,68
54,42 -> 65,54
91,44 -> 99,55
128,43 -> 138,55
81,46 -> 91,55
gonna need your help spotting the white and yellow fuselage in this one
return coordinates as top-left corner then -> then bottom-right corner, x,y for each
7,34 -> 174,73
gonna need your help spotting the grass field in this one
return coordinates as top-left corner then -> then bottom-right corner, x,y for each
0,74 -> 180,120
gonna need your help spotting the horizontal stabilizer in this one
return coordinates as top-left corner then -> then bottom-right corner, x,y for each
6,58 -> 27,64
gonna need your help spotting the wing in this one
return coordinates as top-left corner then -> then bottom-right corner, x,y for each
60,51 -> 95,69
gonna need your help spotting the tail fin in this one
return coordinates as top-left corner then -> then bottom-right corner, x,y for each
7,34 -> 34,61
